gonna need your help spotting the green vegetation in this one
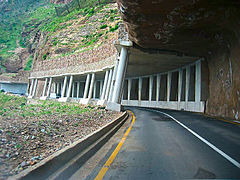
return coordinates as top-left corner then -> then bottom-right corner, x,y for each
0,0 -> 121,70
100,24 -> 108,29
0,92 -> 92,118
24,55 -> 33,71
0,0 -> 48,64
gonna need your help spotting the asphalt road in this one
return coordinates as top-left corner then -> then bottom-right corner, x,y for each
90,107 -> 240,180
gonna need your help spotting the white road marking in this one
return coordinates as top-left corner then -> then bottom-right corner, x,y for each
149,109 -> 240,169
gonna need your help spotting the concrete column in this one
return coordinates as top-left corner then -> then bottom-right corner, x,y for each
53,82 -> 56,94
88,73 -> 95,99
29,79 -> 35,96
178,70 -> 183,102
46,77 -> 53,97
185,66 -> 190,102
112,47 -> 128,103
32,79 -> 38,97
56,83 -> 60,95
77,82 -> 80,98
100,81 -> 103,96
93,81 -> 97,99
105,69 -> 113,100
109,61 -> 119,101
195,61 -> 201,102
83,74 -> 91,99
127,79 -> 132,101
66,76 -> 73,98
101,70 -> 109,100
61,76 -> 68,98
149,76 -> 153,101
42,78 -> 48,97
167,72 -> 172,102
138,77 -> 142,101
72,82 -> 75,98
156,74 -> 161,101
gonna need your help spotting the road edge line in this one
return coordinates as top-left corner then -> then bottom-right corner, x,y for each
150,109 -> 240,169
95,110 -> 136,180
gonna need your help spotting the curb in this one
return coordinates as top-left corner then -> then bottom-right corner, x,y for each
9,111 -> 128,180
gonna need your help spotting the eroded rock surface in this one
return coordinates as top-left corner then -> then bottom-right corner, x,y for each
117,0 -> 240,57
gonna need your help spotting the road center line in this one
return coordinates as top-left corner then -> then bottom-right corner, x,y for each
95,110 -> 136,180
149,109 -> 240,169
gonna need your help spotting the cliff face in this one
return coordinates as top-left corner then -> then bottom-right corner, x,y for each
117,0 -> 240,57
116,0 -> 240,120
0,0 -> 120,82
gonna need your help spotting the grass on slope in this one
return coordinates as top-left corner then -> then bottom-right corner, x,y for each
0,93 -> 92,118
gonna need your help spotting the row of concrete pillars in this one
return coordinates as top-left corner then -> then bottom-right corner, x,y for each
28,45 -> 204,112
28,46 -> 129,111
123,60 -> 202,102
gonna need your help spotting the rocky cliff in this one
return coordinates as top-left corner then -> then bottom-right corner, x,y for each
116,0 -> 240,120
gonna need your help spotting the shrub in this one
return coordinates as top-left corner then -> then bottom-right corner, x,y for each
100,24 -> 107,29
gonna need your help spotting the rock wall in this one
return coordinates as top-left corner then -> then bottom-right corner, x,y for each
206,44 -> 240,120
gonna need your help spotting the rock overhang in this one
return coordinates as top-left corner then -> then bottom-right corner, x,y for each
116,0 -> 240,57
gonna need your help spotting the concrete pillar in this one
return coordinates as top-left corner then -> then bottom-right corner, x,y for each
109,61 -> 119,101
88,73 -> 95,99
138,77 -> 142,101
167,72 -> 172,102
32,79 -> 38,97
178,70 -> 183,102
66,76 -> 73,98
185,66 -> 190,102
29,79 -> 35,96
83,74 -> 91,99
61,76 -> 68,98
101,70 -> 109,100
100,81 -> 103,96
195,61 -> 201,102
77,82 -> 80,98
112,47 -> 128,103
56,83 -> 60,95
156,74 -> 161,101
127,79 -> 132,101
42,78 -> 48,97
46,77 -> 52,97
53,82 -> 56,94
105,69 -> 113,100
72,82 -> 75,98
149,76 -> 153,101
93,81 -> 97,99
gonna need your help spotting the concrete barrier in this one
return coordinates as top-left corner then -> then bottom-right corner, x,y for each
9,111 -> 128,180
